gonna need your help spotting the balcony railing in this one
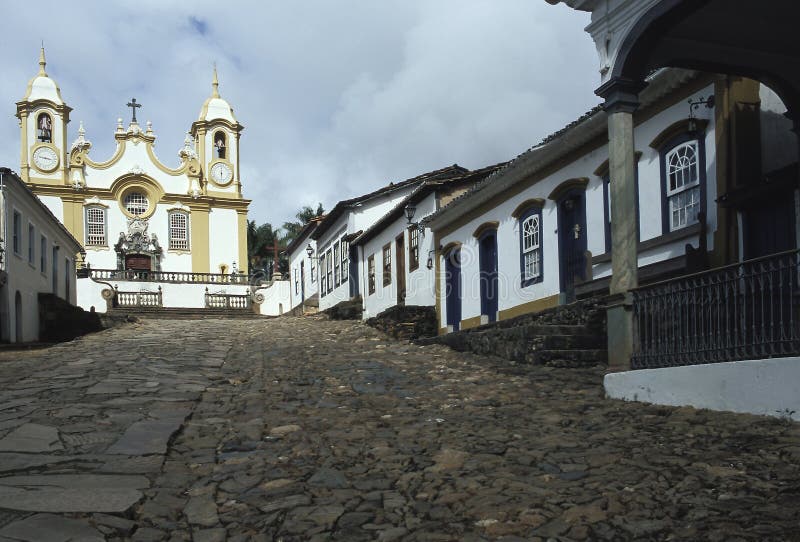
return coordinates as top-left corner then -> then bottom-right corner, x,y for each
86,268 -> 253,285
115,286 -> 163,308
205,290 -> 251,310
631,249 -> 800,369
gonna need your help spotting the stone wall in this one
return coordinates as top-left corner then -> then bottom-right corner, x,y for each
417,297 -> 607,367
38,293 -> 104,343
322,297 -> 363,320
366,305 -> 437,340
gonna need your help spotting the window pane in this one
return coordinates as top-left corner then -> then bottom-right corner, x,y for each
124,192 -> 148,216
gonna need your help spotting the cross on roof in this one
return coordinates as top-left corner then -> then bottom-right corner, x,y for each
126,98 -> 142,124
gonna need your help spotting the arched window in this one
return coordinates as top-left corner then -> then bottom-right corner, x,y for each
665,141 -> 701,231
168,212 -> 190,250
85,207 -> 107,246
37,112 -> 52,143
123,192 -> 148,216
214,131 -> 226,159
521,211 -> 542,286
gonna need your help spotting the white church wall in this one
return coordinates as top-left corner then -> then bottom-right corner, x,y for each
208,208 -> 240,273
77,278 -> 108,312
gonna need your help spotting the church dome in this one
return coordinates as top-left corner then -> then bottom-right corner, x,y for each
21,48 -> 64,105
198,68 -> 237,123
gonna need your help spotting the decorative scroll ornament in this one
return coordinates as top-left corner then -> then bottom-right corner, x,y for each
70,121 -> 92,153
128,164 -> 145,175
178,132 -> 198,161
114,218 -> 163,271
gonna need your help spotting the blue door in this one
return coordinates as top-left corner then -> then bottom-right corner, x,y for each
479,231 -> 498,323
557,191 -> 587,303
445,249 -> 462,331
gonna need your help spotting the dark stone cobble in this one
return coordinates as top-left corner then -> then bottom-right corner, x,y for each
0,315 -> 798,541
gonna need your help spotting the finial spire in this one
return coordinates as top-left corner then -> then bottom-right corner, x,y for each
38,44 -> 47,76
212,63 -> 220,98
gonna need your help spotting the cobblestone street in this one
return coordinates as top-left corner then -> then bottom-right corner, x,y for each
0,317 -> 798,541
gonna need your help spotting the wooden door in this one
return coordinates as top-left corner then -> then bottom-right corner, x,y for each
479,231 -> 498,322
557,192 -> 587,303
445,249 -> 462,330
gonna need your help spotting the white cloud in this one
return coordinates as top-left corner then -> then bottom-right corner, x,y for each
0,1 -> 598,229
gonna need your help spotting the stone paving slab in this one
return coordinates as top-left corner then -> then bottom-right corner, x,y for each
0,317 -> 799,541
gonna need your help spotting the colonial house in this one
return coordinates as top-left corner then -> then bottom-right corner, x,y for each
545,0 -> 800,419
425,67 -> 796,339
311,165 -> 468,313
351,163 -> 505,320
0,168 -> 83,342
13,49 -> 281,315
286,215 -> 324,314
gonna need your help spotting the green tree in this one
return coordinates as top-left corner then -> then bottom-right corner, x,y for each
282,203 -> 324,243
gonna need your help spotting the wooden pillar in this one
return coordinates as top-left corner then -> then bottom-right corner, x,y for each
597,77 -> 645,370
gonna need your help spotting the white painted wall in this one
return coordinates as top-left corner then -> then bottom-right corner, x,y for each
317,186 -> 418,312
1,172 -> 80,342
208,207 -> 240,273
257,280 -> 290,316
288,238 -> 318,311
360,192 -> 438,319
436,84 -> 718,329
604,357 -> 800,421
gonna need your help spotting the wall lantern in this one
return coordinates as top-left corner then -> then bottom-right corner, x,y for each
404,204 -> 416,224
305,243 -> 319,260
688,94 -> 714,133
426,249 -> 435,270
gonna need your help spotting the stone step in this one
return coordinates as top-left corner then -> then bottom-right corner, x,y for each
107,307 -> 265,320
532,348 -> 608,367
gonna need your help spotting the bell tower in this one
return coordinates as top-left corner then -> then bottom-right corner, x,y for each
190,67 -> 244,196
15,48 -> 71,184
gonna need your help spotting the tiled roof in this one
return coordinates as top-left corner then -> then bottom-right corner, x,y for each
285,214 -> 326,256
0,167 -> 83,253
351,162 -> 508,247
311,164 -> 469,241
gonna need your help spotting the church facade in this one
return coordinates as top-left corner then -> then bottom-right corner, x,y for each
16,49 -> 249,282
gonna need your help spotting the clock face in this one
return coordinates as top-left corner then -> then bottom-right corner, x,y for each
210,162 -> 233,185
32,146 -> 59,172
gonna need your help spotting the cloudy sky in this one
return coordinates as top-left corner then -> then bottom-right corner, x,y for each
0,1 -> 599,229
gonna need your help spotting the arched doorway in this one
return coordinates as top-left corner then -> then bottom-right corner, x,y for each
14,291 -> 22,343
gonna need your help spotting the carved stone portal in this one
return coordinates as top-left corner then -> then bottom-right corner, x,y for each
114,218 -> 162,271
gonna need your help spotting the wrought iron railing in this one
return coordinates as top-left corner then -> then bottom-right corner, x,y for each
87,268 -> 253,285
115,286 -> 163,308
631,249 -> 800,368
205,289 -> 251,310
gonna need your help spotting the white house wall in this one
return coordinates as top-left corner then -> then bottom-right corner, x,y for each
1,176 -> 79,342
361,192 -> 438,319
288,238 -> 318,311
257,280 -> 290,316
437,84 -> 718,329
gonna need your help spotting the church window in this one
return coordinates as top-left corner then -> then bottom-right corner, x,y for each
37,112 -> 52,143
124,192 -> 148,216
85,207 -> 107,246
368,254 -> 376,295
333,243 -> 340,286
382,244 -> 391,287
340,239 -> 349,285
214,132 -> 226,159
519,208 -> 543,287
168,212 -> 189,250
12,210 -> 21,255
408,226 -> 419,271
